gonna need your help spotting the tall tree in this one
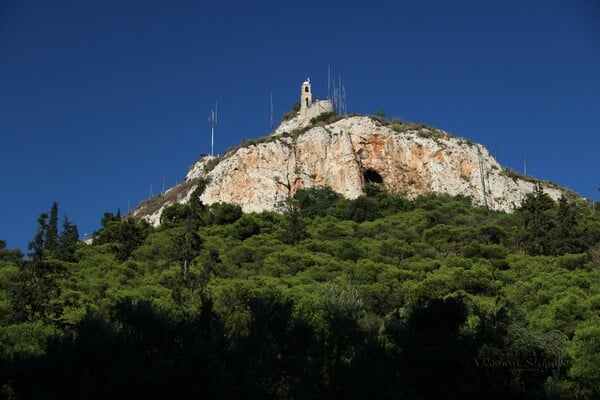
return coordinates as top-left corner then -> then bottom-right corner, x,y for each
281,207 -> 306,245
553,196 -> 581,254
11,212 -> 59,322
44,202 -> 59,252
518,185 -> 556,255
56,214 -> 79,262
117,219 -> 148,261
28,212 -> 48,263
171,214 -> 202,279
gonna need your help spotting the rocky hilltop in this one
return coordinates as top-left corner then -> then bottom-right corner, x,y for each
133,113 -> 564,226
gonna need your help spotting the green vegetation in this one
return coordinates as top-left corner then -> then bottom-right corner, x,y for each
385,117 -> 468,145
282,102 -> 301,121
310,111 -> 340,126
500,167 -> 564,192
1,187 -> 600,398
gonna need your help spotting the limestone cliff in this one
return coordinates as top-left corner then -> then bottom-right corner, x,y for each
133,115 -> 564,226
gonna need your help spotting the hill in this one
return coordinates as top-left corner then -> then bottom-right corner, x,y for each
132,114 -> 567,226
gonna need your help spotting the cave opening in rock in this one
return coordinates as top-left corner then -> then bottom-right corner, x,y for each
363,168 -> 383,184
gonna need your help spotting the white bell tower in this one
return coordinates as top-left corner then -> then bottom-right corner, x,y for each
300,78 -> 312,116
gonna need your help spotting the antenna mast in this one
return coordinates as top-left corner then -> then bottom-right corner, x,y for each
339,77 -> 341,113
522,154 -> 527,175
327,65 -> 331,100
332,75 -> 347,115
270,92 -> 274,129
209,101 -> 217,157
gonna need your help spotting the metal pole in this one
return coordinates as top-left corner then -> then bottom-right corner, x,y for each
270,92 -> 273,129
211,125 -> 214,157
328,65 -> 331,100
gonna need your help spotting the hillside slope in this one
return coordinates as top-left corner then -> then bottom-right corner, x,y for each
133,115 -> 564,225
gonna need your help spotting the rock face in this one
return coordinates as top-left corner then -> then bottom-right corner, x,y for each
133,115 -> 564,226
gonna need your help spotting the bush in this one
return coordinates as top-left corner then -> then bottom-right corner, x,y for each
160,204 -> 188,227
281,102 -> 301,122
556,253 -> 589,270
344,196 -> 382,223
205,203 -> 243,225
293,186 -> 341,218
232,214 -> 261,240
310,111 -> 339,125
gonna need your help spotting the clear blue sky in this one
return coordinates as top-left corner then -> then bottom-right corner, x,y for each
1,0 -> 599,252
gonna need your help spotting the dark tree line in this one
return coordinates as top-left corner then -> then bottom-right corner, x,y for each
4,202 -> 80,324
2,294 -> 565,400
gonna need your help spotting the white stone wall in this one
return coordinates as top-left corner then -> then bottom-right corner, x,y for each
307,100 -> 334,119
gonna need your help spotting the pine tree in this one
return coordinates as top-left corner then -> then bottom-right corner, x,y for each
45,202 -> 59,252
57,214 -> 79,262
28,212 -> 48,263
552,196 -> 582,254
281,207 -> 306,245
116,219 -> 146,261
12,211 -> 58,322
188,178 -> 209,225
518,185 -> 556,255
174,213 -> 202,279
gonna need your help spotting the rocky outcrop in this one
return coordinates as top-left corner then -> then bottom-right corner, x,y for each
272,99 -> 334,136
133,115 -> 564,225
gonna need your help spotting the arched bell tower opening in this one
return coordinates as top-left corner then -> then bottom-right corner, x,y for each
300,78 -> 312,116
